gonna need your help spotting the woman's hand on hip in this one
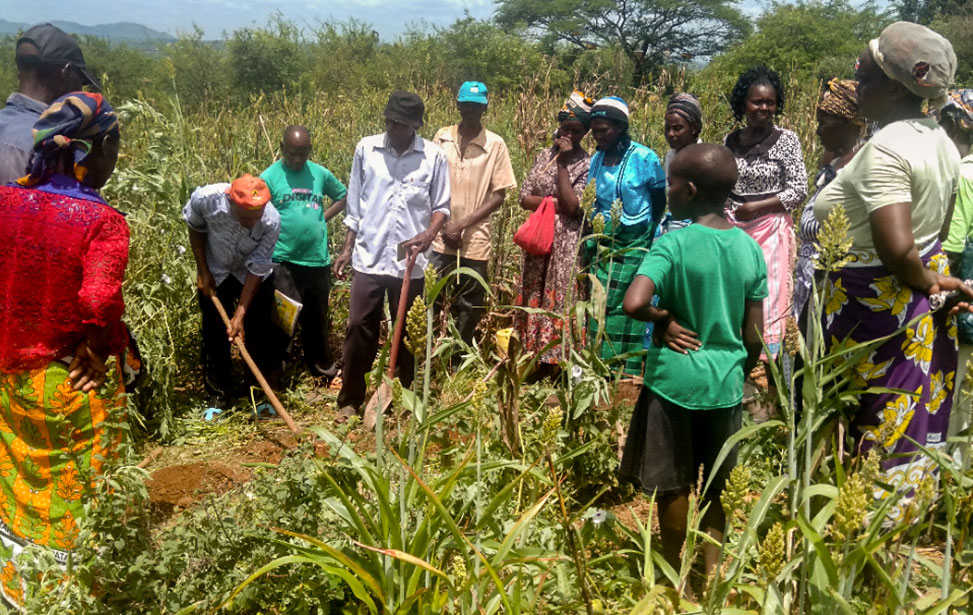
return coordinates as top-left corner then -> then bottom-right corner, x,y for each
68,341 -> 109,392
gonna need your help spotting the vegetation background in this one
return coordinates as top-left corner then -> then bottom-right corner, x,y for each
1,0 -> 972,613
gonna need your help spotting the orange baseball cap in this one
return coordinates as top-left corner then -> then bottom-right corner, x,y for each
226,174 -> 271,210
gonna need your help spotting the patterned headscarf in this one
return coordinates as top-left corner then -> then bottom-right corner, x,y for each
940,89 -> 973,133
868,21 -> 957,109
818,78 -> 863,125
666,93 -> 702,131
557,90 -> 595,128
18,91 -> 120,186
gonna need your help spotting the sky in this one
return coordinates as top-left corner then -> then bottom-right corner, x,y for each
0,0 -> 498,40
0,0 -> 886,41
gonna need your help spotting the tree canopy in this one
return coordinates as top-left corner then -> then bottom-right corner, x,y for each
704,0 -> 890,82
494,0 -> 751,83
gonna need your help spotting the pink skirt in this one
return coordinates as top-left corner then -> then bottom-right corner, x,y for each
728,210 -> 794,359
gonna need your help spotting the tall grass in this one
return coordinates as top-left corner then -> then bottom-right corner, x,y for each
54,63 -> 973,614
109,67 -> 823,434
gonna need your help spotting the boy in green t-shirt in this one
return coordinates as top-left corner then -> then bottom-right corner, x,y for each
621,143 -> 767,575
260,125 -> 347,381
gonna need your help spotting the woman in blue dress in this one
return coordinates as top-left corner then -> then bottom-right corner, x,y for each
587,96 -> 667,375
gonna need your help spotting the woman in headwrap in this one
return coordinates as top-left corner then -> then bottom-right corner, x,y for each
515,91 -> 592,379
660,92 -> 703,234
793,78 -> 864,322
587,96 -> 667,376
725,67 -> 808,419
814,22 -> 971,520
938,88 -> 973,452
0,92 -> 128,607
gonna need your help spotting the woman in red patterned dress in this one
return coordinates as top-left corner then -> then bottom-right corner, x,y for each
0,92 -> 127,608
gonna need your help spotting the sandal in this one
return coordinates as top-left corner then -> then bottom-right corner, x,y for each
254,403 -> 278,421
335,405 -> 358,425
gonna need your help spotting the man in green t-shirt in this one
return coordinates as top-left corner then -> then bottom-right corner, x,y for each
619,143 -> 767,578
260,125 -> 347,381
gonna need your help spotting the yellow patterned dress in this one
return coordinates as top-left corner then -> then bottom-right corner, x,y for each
0,363 -> 124,605
823,245 -> 958,522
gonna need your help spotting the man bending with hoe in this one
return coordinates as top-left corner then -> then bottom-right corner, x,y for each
184,175 -> 281,406
332,91 -> 451,422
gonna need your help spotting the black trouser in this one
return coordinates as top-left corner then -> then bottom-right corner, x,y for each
430,251 -> 489,346
199,274 -> 278,398
274,262 -> 336,379
337,271 -> 424,411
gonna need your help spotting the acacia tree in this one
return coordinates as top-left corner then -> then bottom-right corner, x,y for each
494,0 -> 751,83
897,0 -> 966,23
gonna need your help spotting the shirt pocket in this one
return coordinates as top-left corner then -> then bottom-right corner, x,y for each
236,233 -> 260,260
401,175 -> 431,209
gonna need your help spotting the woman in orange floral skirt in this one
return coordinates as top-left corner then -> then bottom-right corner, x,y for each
0,92 -> 129,608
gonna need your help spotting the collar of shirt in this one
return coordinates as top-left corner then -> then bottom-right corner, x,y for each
4,93 -> 48,115
379,132 -> 423,157
439,125 -> 488,153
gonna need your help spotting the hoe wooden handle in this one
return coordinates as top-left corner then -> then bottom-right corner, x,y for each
210,294 -> 301,435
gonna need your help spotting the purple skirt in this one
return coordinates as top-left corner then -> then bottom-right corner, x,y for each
822,245 -> 958,519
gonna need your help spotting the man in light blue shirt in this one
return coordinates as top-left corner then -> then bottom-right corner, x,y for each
0,24 -> 97,184
332,91 -> 450,420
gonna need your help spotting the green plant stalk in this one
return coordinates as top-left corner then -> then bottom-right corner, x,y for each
545,452 -> 593,615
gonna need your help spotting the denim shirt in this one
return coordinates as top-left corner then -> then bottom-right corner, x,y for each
344,133 -> 451,278
0,93 -> 48,185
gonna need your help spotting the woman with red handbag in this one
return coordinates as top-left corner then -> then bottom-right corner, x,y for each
514,91 -> 593,381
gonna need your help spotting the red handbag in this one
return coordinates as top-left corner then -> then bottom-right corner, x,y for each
513,195 -> 556,256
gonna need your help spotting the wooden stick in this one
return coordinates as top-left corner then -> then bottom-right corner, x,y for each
386,252 -> 418,382
209,294 -> 301,435
137,446 -> 163,469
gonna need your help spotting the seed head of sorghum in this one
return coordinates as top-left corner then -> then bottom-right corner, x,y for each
861,450 -> 882,486
609,198 -> 623,230
914,471 -> 938,512
541,405 -> 563,452
831,470 -> 870,542
423,264 -> 437,299
813,203 -> 855,273
721,465 -> 752,525
759,522 -> 786,581
470,378 -> 488,425
591,212 -> 606,235
581,180 -> 597,218
448,553 -> 467,586
784,315 -> 801,357
405,294 -> 427,360
391,377 -> 403,409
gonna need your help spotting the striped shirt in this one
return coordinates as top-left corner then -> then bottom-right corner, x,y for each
182,183 -> 280,285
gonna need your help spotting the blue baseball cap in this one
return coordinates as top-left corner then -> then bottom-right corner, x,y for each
457,81 -> 488,105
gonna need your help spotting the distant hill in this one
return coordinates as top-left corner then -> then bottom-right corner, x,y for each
0,19 -> 175,44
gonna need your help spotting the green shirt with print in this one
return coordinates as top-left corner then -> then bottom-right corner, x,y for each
637,224 -> 768,409
260,160 -> 347,267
